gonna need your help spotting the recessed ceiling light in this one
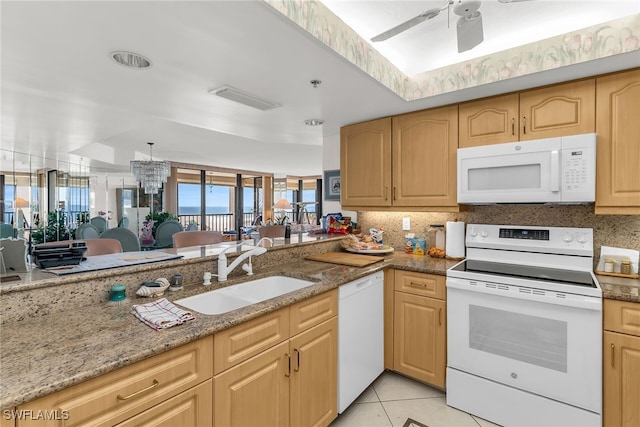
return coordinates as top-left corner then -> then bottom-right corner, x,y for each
304,119 -> 325,126
111,51 -> 152,69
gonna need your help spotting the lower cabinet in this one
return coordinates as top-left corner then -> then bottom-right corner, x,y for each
15,336 -> 213,427
392,270 -> 447,389
214,290 -> 338,427
603,299 -> 640,427
115,380 -> 212,427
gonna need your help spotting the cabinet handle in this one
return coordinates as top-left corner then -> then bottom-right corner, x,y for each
117,379 -> 159,400
293,348 -> 300,372
393,187 -> 397,201
522,116 -> 527,134
511,118 -> 515,135
439,308 -> 442,326
385,187 -> 388,201
408,281 -> 427,288
610,343 -> 615,368
285,353 -> 291,377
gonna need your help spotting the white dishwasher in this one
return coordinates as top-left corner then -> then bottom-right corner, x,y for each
338,271 -> 384,413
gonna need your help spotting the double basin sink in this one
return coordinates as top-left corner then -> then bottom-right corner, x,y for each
174,276 -> 315,315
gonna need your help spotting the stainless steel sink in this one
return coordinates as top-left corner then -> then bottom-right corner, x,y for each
174,275 -> 315,315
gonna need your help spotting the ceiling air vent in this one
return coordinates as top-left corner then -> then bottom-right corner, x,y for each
209,86 -> 280,111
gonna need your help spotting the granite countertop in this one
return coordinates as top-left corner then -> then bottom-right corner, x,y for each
1,251 -> 637,410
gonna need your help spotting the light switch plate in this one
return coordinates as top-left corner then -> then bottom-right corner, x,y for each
402,217 -> 411,231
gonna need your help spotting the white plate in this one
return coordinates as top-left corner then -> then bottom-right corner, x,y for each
345,246 -> 394,254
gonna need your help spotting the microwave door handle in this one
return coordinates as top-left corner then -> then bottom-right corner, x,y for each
551,150 -> 560,192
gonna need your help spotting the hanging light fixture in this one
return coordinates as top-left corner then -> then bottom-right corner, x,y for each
130,142 -> 171,195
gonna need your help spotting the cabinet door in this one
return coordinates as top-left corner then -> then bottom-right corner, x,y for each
519,79 -> 595,140
595,68 -> 640,214
214,341 -> 290,427
290,317 -> 338,427
340,117 -> 392,207
115,380 -> 212,427
459,93 -> 519,147
392,105 -> 458,208
394,292 -> 446,388
603,331 -> 640,427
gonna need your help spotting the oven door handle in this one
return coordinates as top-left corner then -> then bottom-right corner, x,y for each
446,277 -> 602,311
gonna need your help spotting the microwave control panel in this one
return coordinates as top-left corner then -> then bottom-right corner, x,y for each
560,134 -> 596,201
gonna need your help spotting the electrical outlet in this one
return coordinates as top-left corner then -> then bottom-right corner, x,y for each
402,217 -> 411,231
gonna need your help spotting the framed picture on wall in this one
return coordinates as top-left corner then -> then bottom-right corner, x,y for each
324,170 -> 340,201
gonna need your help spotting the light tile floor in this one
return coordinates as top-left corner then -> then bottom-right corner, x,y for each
330,371 -> 501,427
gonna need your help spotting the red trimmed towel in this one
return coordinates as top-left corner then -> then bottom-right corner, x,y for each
131,298 -> 195,330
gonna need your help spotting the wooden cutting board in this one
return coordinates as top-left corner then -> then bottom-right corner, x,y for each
305,251 -> 385,267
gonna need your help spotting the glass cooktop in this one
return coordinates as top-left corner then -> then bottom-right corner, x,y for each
450,259 -> 597,288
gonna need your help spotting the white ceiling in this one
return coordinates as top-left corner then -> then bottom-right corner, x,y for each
1,1 -> 638,178
322,0 -> 639,76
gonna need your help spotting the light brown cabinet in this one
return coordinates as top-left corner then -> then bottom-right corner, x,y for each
459,79 -> 595,148
214,290 -> 338,427
391,106 -> 459,209
115,380 -> 213,427
603,299 -> 640,427
340,117 -> 392,207
595,68 -> 640,214
16,336 -> 213,427
393,270 -> 446,389
340,106 -> 459,211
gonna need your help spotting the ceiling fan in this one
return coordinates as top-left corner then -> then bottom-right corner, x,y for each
370,0 -> 534,53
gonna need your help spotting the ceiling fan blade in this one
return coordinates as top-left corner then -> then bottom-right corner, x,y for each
456,11 -> 483,53
371,9 -> 441,42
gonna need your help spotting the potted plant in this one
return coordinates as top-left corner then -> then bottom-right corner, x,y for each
144,211 -> 179,237
31,210 -> 75,245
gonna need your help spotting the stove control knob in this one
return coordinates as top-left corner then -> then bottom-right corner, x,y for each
480,230 -> 489,238
562,233 -> 573,243
577,234 -> 588,244
469,228 -> 478,237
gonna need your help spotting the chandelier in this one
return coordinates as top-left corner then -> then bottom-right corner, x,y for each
130,142 -> 171,195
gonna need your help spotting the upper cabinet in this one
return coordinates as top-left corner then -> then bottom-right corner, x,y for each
459,93 -> 519,147
340,117 -> 392,207
341,106 -> 459,211
391,105 -> 458,209
459,79 -> 595,148
595,68 -> 640,215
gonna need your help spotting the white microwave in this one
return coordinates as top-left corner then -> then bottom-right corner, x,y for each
457,133 -> 596,204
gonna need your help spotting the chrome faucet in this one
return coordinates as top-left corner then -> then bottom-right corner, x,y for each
216,238 -> 273,282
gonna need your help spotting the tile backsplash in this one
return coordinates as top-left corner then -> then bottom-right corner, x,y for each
359,205 -> 640,264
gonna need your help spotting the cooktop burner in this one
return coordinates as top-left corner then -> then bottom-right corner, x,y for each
451,259 -> 597,288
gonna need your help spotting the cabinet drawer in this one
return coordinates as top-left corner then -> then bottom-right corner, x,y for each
290,289 -> 338,337
394,270 -> 445,300
214,308 -> 289,374
17,336 -> 213,427
115,379 -> 213,427
604,299 -> 640,337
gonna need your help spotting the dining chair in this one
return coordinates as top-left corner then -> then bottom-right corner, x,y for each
0,238 -> 29,272
258,225 -> 286,238
100,228 -> 140,252
154,220 -> 184,248
186,223 -> 198,231
76,223 -> 101,240
0,223 -> 16,238
172,231 -> 224,248
90,216 -> 108,233
84,238 -> 123,256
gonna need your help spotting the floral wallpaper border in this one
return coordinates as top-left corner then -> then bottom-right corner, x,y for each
264,0 -> 639,101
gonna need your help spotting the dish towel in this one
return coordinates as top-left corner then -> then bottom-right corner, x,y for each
131,298 -> 195,330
